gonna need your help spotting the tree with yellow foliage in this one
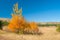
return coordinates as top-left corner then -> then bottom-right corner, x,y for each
8,3 -> 23,33
8,3 -> 39,34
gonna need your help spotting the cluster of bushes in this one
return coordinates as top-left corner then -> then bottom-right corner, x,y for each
8,17 -> 39,34
38,24 -> 57,27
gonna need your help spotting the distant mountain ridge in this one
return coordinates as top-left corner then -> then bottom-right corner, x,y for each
0,18 -> 60,24
0,18 -> 10,22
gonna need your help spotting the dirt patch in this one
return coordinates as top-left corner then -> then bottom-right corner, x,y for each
0,27 -> 60,40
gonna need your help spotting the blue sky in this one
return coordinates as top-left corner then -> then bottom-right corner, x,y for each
0,0 -> 60,22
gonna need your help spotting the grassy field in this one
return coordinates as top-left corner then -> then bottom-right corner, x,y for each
0,26 -> 60,40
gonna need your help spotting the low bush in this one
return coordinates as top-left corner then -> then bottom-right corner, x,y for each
56,24 -> 60,32
2,21 -> 9,26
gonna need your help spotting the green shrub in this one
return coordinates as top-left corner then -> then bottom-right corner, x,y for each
0,20 -> 3,30
2,21 -> 9,26
56,24 -> 60,32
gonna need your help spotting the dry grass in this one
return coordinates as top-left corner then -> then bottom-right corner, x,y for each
0,26 -> 60,40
